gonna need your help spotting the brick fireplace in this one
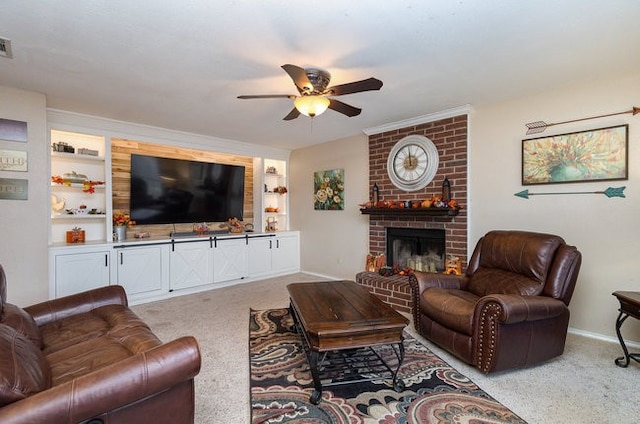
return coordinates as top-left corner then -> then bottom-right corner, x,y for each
367,114 -> 468,266
356,114 -> 468,313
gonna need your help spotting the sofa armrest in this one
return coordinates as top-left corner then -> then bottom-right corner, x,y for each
24,285 -> 128,327
0,336 -> 201,424
410,271 -> 469,294
476,294 -> 568,324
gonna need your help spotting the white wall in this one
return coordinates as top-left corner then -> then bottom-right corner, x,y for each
469,72 -> 640,342
289,134 -> 370,280
0,86 -> 49,305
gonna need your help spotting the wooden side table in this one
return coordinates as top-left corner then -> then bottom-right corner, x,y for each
612,291 -> 640,367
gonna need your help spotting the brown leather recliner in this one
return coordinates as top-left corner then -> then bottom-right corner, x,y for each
0,264 -> 201,423
410,230 -> 581,373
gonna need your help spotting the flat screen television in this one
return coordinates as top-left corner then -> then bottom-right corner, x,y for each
129,154 -> 245,225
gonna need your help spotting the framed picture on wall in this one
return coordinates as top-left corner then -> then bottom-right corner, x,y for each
314,169 -> 344,210
522,124 -> 628,185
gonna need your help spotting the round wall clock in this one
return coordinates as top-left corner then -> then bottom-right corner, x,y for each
387,135 -> 439,191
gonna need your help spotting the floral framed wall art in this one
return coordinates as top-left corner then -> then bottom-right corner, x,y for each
522,124 -> 628,185
314,168 -> 344,210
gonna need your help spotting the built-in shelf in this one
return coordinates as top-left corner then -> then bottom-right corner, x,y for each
51,183 -> 105,189
52,214 -> 107,220
51,151 -> 105,162
359,207 -> 460,217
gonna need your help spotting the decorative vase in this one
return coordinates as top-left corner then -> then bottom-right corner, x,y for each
114,226 -> 126,241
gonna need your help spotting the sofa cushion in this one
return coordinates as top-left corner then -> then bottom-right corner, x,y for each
468,267 -> 544,297
421,288 -> 479,336
0,324 -> 51,407
38,304 -> 162,385
39,304 -> 159,355
1,303 -> 43,348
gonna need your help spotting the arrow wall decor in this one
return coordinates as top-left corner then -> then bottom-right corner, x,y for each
525,106 -> 639,135
515,186 -> 626,199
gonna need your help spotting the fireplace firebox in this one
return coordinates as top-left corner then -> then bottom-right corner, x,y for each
386,227 -> 445,272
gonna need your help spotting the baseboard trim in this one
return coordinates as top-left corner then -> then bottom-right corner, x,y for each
568,326 -> 640,349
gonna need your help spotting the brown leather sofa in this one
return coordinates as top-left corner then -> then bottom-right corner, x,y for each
0,264 -> 201,423
410,230 -> 581,373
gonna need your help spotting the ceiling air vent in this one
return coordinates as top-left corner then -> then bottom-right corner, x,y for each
0,37 -> 13,58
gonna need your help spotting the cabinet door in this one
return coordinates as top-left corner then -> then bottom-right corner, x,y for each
169,241 -> 214,290
272,234 -> 300,273
248,236 -> 274,277
54,251 -> 110,297
115,246 -> 165,297
213,238 -> 248,283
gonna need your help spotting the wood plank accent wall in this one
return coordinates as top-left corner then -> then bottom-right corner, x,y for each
111,138 -> 254,238
367,115 -> 468,266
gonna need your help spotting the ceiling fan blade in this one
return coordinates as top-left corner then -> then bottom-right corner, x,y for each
326,77 -> 383,96
281,64 -> 314,93
237,94 -> 296,99
328,99 -> 362,117
283,108 -> 301,121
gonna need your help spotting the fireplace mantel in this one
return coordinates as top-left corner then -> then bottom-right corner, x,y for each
359,207 -> 460,217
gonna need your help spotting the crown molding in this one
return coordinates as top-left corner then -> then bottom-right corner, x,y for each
363,104 -> 473,136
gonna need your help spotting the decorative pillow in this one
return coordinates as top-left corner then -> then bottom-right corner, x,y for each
1,303 -> 43,349
0,324 -> 51,407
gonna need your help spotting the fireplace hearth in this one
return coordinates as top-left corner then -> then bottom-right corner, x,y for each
386,227 -> 445,272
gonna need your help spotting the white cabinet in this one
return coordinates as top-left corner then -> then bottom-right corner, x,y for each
248,232 -> 300,277
248,236 -> 273,277
271,233 -> 300,273
50,129 -> 109,244
114,245 -> 168,300
169,240 -> 214,291
213,236 -> 249,283
51,248 -> 110,297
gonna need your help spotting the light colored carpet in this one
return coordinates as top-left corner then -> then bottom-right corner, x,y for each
132,273 -> 639,423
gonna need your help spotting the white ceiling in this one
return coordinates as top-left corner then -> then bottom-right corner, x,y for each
1,1 -> 639,150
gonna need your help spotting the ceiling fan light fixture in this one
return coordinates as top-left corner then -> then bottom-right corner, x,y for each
294,95 -> 330,117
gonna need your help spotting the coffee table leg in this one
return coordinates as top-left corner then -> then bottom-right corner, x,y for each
392,342 -> 405,392
309,350 -> 323,404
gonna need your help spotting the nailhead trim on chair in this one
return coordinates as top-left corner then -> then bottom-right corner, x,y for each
477,302 -> 501,373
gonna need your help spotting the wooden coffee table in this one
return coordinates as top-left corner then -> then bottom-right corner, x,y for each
287,280 -> 409,404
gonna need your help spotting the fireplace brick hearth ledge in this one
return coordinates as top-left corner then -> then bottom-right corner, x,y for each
355,271 -> 412,314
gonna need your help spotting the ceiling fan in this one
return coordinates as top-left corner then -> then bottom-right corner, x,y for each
238,64 -> 383,120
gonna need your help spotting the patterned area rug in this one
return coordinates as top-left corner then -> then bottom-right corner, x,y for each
250,308 -> 527,424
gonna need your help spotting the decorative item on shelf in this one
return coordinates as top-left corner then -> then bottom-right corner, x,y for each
266,217 -> 278,232
66,227 -> 85,243
273,186 -> 288,194
442,177 -> 451,203
52,141 -> 75,153
227,217 -> 244,233
113,211 -> 135,241
365,253 -> 386,272
265,206 -> 279,213
266,166 -> 278,174
51,174 -> 105,194
194,222 -> 209,234
77,147 -> 99,156
51,194 -> 66,213
372,182 -> 379,205
75,204 -> 88,215
445,256 -> 462,275
134,232 -> 150,239
244,223 -> 254,232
